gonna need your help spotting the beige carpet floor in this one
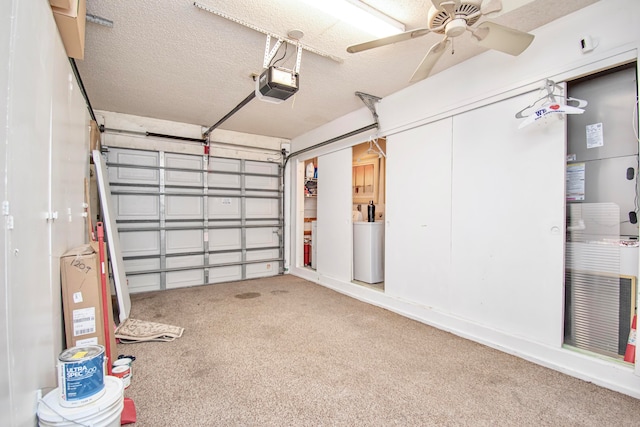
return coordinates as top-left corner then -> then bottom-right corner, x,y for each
117,275 -> 640,426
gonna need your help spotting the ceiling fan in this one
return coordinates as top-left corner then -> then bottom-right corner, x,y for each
346,0 -> 535,82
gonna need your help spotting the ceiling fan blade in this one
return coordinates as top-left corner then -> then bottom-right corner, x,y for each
481,0 -> 502,15
471,21 -> 534,56
409,38 -> 450,83
347,28 -> 431,53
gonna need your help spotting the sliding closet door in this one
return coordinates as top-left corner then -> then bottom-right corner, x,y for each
385,118 -> 453,306
316,148 -> 352,282
450,92 -> 566,346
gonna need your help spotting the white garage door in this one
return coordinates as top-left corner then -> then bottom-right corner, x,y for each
105,148 -> 283,293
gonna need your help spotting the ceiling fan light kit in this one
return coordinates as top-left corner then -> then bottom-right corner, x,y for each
347,0 -> 535,82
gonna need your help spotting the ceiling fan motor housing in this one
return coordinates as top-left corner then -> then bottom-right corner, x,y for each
428,0 -> 482,34
445,19 -> 468,37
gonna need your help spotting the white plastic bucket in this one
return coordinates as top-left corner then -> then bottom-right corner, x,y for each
37,376 -> 124,427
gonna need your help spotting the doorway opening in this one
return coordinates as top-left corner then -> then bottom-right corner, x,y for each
352,138 -> 386,291
302,157 -> 317,270
563,62 -> 639,364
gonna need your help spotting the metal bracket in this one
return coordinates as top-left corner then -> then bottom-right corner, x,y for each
294,43 -> 303,74
263,35 -> 303,74
356,92 -> 382,126
263,35 -> 284,69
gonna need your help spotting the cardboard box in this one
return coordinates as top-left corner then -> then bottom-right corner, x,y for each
52,0 -> 86,59
49,0 -> 72,9
90,120 -> 101,152
60,244 -> 117,363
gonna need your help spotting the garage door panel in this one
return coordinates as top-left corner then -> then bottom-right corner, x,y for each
245,161 -> 277,174
247,262 -> 278,279
166,229 -> 203,254
208,228 -> 241,251
210,251 -> 241,265
110,166 -> 158,184
246,177 -> 278,190
115,194 -> 159,220
247,248 -> 279,261
209,158 -> 241,188
167,270 -> 204,289
108,149 -> 159,184
120,230 -> 159,257
208,252 -> 242,283
122,255 -> 161,293
246,227 -> 279,248
209,174 -> 241,188
210,157 -> 241,172
124,257 -> 160,273
166,255 -> 205,289
246,163 -> 278,188
245,190 -> 279,198
208,266 -> 242,283
246,198 -> 278,218
208,197 -> 241,219
165,153 -> 203,186
166,195 -> 203,220
127,274 -> 161,293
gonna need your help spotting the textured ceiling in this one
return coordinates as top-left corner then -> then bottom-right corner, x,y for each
76,0 -> 599,140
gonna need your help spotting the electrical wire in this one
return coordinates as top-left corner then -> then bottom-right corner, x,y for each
269,42 -> 288,67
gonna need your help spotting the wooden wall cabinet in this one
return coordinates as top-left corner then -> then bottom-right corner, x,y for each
353,159 -> 379,204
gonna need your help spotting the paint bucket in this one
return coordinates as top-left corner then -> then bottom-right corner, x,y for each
113,357 -> 133,369
57,345 -> 105,407
113,357 -> 133,386
37,376 -> 124,427
112,365 -> 131,389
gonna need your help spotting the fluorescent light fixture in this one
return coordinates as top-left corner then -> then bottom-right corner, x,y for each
300,0 -> 405,38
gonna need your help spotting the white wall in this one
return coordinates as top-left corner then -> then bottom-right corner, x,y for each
0,1 -> 89,425
289,0 -> 640,398
0,0 -> 11,420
